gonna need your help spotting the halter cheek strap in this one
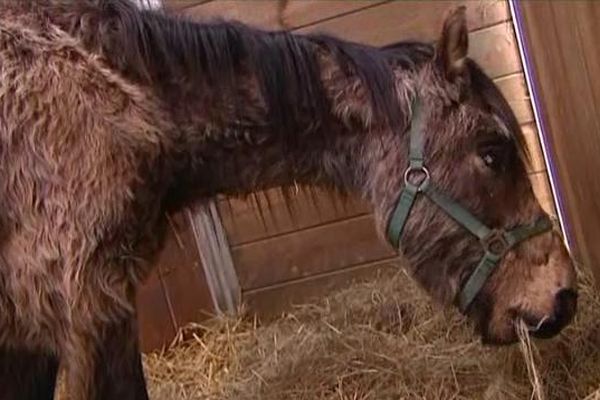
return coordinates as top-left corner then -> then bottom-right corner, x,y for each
386,96 -> 553,314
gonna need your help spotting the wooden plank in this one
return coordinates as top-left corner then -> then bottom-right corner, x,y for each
187,202 -> 241,315
217,187 -> 369,246
182,0 -> 386,30
468,22 -> 522,79
530,171 -> 556,218
300,14 -> 519,80
157,212 -> 217,329
232,214 -> 395,290
164,0 -> 211,13
136,270 -> 178,352
517,1 -> 600,282
243,259 -> 399,318
182,0 -> 287,28
522,123 -> 545,174
296,1 -> 509,44
496,73 -> 534,125
281,0 -> 388,29
296,1 -> 518,79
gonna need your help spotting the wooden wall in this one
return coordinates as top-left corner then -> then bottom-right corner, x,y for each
514,1 -> 600,284
155,0 -> 557,319
136,211 -> 217,351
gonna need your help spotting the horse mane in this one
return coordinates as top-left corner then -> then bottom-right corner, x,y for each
25,0 -> 420,136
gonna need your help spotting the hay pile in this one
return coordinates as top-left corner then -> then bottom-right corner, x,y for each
144,262 -> 600,400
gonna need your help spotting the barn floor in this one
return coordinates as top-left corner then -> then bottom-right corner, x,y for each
142,262 -> 600,400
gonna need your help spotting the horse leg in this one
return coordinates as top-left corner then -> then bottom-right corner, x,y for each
0,348 -> 59,400
91,316 -> 149,400
65,313 -> 149,400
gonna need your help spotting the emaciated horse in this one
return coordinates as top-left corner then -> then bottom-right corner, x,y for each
0,1 -> 576,399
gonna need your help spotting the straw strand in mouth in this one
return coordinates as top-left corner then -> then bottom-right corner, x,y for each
525,315 -> 550,333
516,318 -> 546,400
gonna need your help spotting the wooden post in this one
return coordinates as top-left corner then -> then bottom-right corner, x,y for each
187,201 -> 241,316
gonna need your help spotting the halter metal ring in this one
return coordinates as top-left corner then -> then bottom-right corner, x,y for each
403,165 -> 430,191
481,229 -> 510,257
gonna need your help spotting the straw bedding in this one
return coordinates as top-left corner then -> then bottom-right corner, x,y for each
142,261 -> 600,400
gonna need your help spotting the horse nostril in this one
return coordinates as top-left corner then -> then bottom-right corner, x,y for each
555,288 -> 578,322
530,289 -> 577,339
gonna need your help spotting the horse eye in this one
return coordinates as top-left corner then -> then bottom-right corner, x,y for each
482,152 -> 496,167
478,145 -> 504,171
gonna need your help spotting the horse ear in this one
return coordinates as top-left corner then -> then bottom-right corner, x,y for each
435,6 -> 469,82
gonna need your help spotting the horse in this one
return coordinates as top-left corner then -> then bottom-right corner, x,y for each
0,1 -> 577,399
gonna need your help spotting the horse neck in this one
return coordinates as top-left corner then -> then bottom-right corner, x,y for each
165,92 -> 373,204
161,56 -> 417,208
37,1 -> 416,203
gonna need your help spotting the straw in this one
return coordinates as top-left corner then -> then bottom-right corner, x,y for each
135,261 -> 599,400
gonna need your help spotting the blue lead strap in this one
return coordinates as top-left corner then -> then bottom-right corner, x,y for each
386,96 -> 426,247
387,183 -> 419,248
422,184 -> 492,241
458,251 -> 502,311
408,97 -> 425,167
505,218 -> 554,247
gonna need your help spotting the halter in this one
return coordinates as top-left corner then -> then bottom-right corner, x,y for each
386,96 -> 553,313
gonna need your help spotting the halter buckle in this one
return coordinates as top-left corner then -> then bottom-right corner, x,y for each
481,230 -> 510,257
403,165 -> 430,191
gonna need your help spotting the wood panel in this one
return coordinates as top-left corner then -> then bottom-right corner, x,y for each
137,211 -> 217,351
232,214 -> 395,290
137,269 -> 177,352
466,22 -> 521,79
530,171 -> 557,218
244,259 -> 399,318
295,1 -> 508,41
522,123 -> 545,174
516,1 -> 600,282
187,202 -> 241,315
295,2 -> 517,79
218,188 -> 369,246
164,0 -> 211,13
183,0 -> 386,30
179,1 -> 508,33
496,73 -> 534,125
158,212 -> 217,326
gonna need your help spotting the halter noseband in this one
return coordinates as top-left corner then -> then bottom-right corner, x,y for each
386,96 -> 553,314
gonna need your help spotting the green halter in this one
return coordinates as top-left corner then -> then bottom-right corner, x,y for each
386,96 -> 553,313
